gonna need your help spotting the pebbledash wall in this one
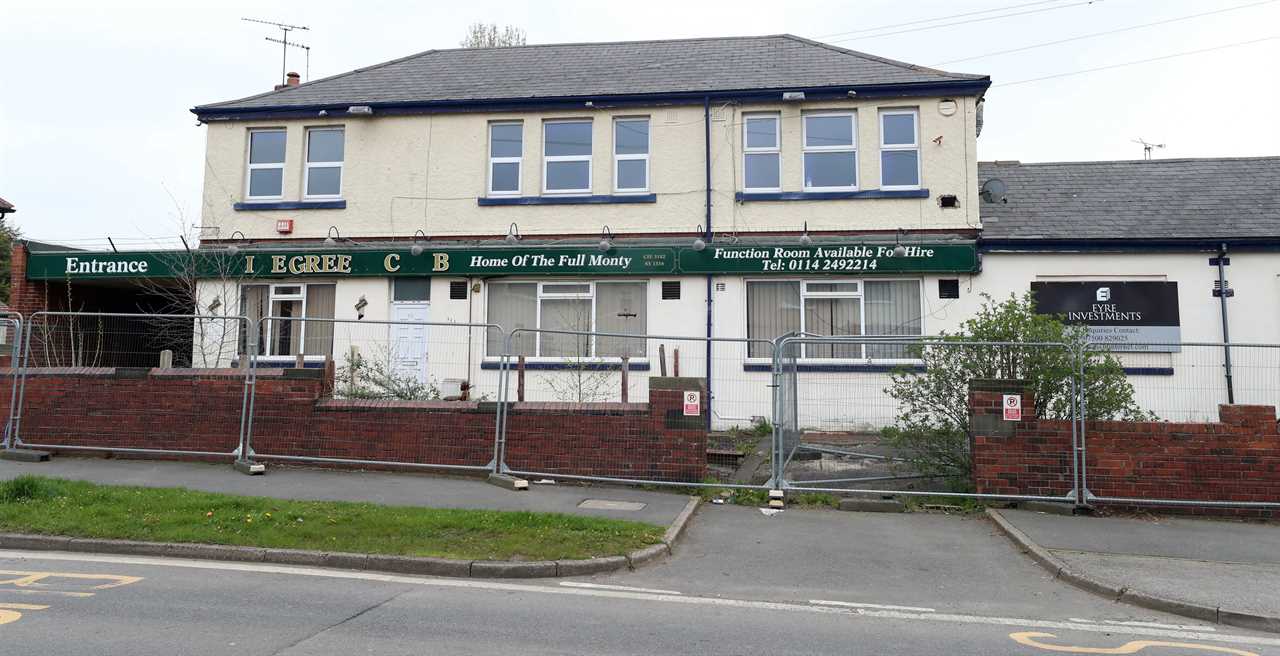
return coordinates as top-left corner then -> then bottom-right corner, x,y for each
970,380 -> 1280,515
1,365 -> 709,482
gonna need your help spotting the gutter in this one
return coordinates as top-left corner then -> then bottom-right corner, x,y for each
979,237 -> 1280,252
192,80 -> 992,122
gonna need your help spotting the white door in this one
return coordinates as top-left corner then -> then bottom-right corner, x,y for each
390,302 -> 430,383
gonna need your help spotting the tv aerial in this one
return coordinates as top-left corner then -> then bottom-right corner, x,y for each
1132,138 -> 1166,160
242,17 -> 311,85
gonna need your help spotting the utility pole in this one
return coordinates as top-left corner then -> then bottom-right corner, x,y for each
241,17 -> 310,85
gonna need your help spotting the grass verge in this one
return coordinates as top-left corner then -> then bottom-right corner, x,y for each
0,476 -> 665,561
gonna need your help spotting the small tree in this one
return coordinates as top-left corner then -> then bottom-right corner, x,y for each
0,213 -> 21,304
460,23 -> 527,48
884,292 -> 1150,485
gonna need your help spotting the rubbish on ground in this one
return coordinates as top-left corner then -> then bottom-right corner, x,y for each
533,479 -> 557,485
759,508 -> 784,516
710,498 -> 725,505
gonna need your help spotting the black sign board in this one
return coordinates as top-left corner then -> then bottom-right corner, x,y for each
1031,281 -> 1181,352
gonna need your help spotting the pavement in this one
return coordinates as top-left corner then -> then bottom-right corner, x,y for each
0,456 -> 690,527
992,508 -> 1280,631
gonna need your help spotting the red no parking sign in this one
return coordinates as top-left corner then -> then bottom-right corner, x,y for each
1002,394 -> 1022,421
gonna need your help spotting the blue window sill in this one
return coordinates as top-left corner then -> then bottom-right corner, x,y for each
477,194 -> 657,206
743,362 -> 925,373
1122,367 -> 1175,376
233,200 -> 347,211
481,360 -> 650,371
735,189 -> 929,202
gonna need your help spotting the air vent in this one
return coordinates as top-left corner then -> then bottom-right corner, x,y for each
939,194 -> 959,208
938,279 -> 960,299
661,281 -> 681,300
449,280 -> 468,300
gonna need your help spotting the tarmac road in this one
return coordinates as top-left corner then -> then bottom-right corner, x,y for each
2,546 -> 1277,656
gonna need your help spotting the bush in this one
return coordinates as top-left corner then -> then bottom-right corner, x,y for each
884,292 -> 1150,487
0,476 -> 64,503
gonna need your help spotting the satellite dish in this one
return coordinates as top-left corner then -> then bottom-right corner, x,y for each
980,178 -> 1008,204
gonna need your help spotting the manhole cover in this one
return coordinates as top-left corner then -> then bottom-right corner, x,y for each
578,499 -> 647,511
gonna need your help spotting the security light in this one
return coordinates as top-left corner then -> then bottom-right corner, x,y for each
598,225 -> 614,252
324,226 -> 340,246
505,222 -> 521,244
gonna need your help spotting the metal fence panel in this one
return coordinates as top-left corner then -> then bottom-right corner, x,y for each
243,317 -> 504,472
1082,342 -> 1280,509
495,328 -> 774,489
775,335 -> 1080,502
13,312 -> 252,458
1,316 -> 22,449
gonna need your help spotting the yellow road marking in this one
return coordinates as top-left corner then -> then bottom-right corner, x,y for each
0,603 -> 49,626
3,589 -> 95,598
1010,631 -> 1260,656
0,570 -> 142,591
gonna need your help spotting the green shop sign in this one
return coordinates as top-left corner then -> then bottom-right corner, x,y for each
27,241 -> 977,281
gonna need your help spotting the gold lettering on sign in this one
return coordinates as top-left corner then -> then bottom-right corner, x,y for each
288,256 -> 305,275
322,254 -> 336,272
305,255 -> 321,273
244,255 -> 255,275
271,255 -> 287,274
384,253 -> 401,272
433,253 -> 450,272
337,254 -> 352,273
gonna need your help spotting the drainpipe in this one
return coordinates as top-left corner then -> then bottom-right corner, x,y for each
1216,243 -> 1235,404
704,95 -> 714,430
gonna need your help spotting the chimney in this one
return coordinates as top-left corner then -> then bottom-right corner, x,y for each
274,72 -> 301,91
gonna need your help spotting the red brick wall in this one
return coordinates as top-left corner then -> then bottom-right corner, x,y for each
971,381 -> 1280,514
1,368 -> 707,482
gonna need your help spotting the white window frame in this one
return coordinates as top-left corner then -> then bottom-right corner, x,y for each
802,112 -> 858,192
264,283 -> 306,358
245,128 -> 286,201
483,280 -> 652,361
303,126 -> 345,200
535,281 -> 596,357
542,120 -> 593,195
487,121 -> 523,197
612,117 -> 650,194
743,278 -> 925,363
742,113 -> 782,192
879,109 -> 921,191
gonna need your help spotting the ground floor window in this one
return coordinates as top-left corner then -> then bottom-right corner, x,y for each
746,279 -> 922,358
486,280 -> 647,357
240,283 -> 337,357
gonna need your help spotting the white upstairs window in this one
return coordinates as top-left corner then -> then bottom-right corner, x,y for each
246,129 -> 286,200
880,109 -> 920,189
543,120 -> 592,194
803,112 -> 857,191
488,122 -> 523,196
304,127 -> 344,199
743,114 -> 781,192
613,118 -> 650,193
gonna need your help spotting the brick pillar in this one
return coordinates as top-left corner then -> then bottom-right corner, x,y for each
968,379 -> 1035,493
7,242 -> 50,318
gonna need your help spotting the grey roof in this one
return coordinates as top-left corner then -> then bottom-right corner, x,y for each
194,34 -> 987,114
978,157 -> 1280,242
0,197 -> 13,212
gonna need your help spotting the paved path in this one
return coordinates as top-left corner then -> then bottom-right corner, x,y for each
0,457 -> 690,527
998,509 -> 1280,622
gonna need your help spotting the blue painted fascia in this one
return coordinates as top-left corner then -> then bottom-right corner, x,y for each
480,360 -> 650,372
735,189 -> 929,202
477,194 -> 656,207
742,362 -> 925,373
192,80 -> 991,122
979,237 -> 1280,253
233,200 -> 347,211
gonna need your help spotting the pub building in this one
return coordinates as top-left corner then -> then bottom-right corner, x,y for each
9,36 -> 1278,425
